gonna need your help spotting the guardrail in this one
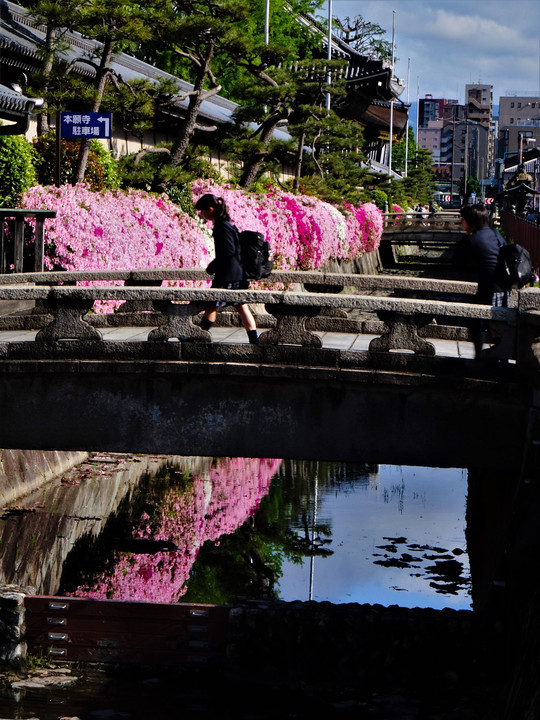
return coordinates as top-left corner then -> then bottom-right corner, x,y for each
0,267 -> 478,294
500,211 -> 540,271
0,269 -> 530,366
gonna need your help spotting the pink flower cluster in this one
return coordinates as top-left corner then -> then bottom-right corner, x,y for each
69,457 -> 282,603
192,179 -> 382,270
19,184 -> 211,272
19,181 -> 382,284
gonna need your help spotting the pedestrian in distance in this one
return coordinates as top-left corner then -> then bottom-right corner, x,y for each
194,193 -> 259,345
454,203 -> 508,357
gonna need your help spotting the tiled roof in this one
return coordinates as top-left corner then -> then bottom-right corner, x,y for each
0,0 -> 240,126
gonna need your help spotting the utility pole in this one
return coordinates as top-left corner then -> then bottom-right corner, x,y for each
264,0 -> 269,45
450,105 -> 456,203
325,0 -> 333,111
415,76 -> 420,169
404,57 -> 410,178
387,10 -> 396,178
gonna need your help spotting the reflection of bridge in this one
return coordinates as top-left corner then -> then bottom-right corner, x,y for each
0,267 -> 538,470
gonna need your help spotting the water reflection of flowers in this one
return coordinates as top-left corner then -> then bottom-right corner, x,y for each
69,457 -> 281,603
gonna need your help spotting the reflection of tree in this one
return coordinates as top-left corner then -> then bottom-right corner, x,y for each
62,457 -> 281,603
282,516 -> 332,560
183,460 -> 378,602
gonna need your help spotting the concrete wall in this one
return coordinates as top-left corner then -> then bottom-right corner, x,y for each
0,450 -> 88,507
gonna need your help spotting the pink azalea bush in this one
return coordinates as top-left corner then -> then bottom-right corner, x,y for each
191,179 -> 382,270
18,181 -> 382,309
19,184 -> 211,272
68,457 -> 282,603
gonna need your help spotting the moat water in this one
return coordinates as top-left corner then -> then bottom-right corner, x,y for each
0,455 -> 470,610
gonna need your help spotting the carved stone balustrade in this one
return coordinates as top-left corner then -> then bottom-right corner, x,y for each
0,277 -> 521,366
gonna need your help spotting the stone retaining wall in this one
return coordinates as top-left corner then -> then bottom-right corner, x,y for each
0,450 -> 88,507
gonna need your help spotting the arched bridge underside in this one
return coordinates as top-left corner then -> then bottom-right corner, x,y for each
0,354 -> 527,470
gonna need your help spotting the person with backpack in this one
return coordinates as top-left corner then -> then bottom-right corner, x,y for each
194,193 -> 259,345
453,203 -> 508,357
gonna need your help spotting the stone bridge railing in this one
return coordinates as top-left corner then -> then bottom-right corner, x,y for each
383,211 -> 462,234
1,268 -> 539,372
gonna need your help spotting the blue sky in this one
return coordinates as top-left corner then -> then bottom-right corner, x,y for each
320,0 -> 540,115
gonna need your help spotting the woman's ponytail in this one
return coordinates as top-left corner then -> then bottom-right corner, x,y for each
194,193 -> 231,221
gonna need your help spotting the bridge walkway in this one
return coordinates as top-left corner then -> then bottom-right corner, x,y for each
0,324 -> 477,360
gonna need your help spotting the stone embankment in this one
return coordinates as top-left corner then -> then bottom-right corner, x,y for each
0,450 -> 88,509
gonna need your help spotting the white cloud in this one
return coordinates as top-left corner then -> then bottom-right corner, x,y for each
326,0 -> 540,105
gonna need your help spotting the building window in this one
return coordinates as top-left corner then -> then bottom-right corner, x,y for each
511,102 -> 515,108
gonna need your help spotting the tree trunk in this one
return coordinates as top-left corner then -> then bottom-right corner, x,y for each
293,128 -> 306,191
239,112 -> 287,189
37,25 -> 60,136
74,38 -> 115,184
169,43 -> 215,171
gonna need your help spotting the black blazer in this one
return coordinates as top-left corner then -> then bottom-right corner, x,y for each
453,225 -> 506,302
206,220 -> 244,287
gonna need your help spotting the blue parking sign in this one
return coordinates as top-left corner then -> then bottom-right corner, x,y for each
60,112 -> 112,139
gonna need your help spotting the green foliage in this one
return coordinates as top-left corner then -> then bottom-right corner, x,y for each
32,131 -> 119,190
0,133 -> 37,207
101,78 -> 157,140
365,188 -> 388,210
118,143 -> 222,213
391,126 -> 414,175
332,15 -> 392,60
461,173 -> 480,198
165,183 -> 196,216
294,109 -> 367,204
136,0 -> 323,102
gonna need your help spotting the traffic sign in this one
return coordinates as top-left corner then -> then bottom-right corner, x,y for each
485,198 -> 494,204
60,112 -> 112,139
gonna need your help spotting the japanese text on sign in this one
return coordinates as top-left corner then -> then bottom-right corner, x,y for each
60,112 -> 112,139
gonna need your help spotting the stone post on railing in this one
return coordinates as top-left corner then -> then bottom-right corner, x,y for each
0,209 -> 57,274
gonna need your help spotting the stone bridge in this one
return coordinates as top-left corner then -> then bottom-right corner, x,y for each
380,210 -> 464,270
0,267 -> 539,470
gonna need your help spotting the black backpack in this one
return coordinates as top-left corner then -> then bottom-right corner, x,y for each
495,236 -> 534,290
237,230 -> 273,280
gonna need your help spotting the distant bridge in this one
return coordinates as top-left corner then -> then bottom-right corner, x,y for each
379,210 -> 463,271
0,268 -> 538,470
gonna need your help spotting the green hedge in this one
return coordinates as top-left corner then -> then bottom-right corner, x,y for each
0,132 -> 37,206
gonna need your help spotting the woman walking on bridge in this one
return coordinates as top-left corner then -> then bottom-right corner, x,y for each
195,193 -> 259,345
455,203 -> 508,356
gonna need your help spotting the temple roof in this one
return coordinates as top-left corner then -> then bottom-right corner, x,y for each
0,81 -> 42,134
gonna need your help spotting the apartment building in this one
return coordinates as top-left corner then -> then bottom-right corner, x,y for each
498,95 -> 540,158
465,83 -> 494,173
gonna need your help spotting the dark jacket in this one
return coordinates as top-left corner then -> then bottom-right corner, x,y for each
206,220 -> 244,287
453,225 -> 506,303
